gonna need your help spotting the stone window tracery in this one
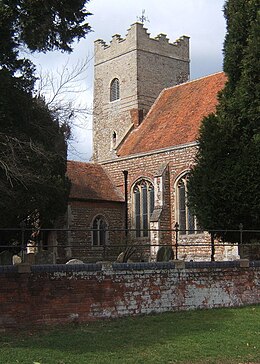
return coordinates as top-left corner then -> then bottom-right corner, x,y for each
92,215 -> 108,246
110,78 -> 120,101
176,174 -> 200,235
133,179 -> 154,238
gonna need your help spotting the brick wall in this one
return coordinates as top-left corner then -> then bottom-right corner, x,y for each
0,262 -> 259,330
59,200 -> 125,263
102,144 -> 197,206
53,200 -> 125,264
102,144 -> 197,253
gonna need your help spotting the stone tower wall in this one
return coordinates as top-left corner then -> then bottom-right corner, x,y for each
92,23 -> 190,162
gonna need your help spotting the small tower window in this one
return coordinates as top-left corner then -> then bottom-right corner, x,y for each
112,131 -> 117,148
110,78 -> 120,101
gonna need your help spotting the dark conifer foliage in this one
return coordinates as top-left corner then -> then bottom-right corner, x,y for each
188,0 -> 260,242
0,0 -> 91,73
0,0 -> 91,229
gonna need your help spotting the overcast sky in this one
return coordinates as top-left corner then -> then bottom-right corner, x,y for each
31,0 -> 226,161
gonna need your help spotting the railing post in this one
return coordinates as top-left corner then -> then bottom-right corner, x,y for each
174,222 -> 179,260
239,223 -> 243,245
210,231 -> 215,262
103,229 -> 107,260
238,223 -> 243,258
20,221 -> 26,262
122,170 -> 128,243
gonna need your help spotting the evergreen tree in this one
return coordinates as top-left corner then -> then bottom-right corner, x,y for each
188,0 -> 260,243
0,0 -> 91,230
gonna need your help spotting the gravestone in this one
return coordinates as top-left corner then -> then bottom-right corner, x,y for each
12,255 -> 22,265
66,259 -> 84,264
156,246 -> 174,262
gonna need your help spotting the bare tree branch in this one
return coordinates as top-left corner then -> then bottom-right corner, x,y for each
35,58 -> 93,129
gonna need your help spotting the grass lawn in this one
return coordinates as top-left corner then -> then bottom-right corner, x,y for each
0,306 -> 259,364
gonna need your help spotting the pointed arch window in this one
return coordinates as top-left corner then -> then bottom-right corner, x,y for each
176,174 -> 200,235
110,78 -> 120,101
92,215 -> 108,246
133,179 -> 154,238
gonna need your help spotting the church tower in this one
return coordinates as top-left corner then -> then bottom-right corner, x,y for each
92,22 -> 190,162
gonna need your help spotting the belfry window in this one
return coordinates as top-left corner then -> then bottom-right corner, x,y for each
92,215 -> 108,246
110,78 -> 120,101
176,174 -> 200,235
133,179 -> 154,238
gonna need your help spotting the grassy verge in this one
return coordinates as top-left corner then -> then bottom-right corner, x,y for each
0,305 -> 259,364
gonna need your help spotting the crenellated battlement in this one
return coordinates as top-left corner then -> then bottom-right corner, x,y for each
93,22 -> 190,162
94,22 -> 189,65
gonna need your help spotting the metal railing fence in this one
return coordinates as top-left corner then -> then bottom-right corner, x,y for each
0,226 -> 259,265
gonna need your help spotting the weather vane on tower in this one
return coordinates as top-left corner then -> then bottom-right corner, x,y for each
137,9 -> 150,24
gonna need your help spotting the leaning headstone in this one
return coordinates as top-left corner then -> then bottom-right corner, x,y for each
156,246 -> 174,262
116,252 -> 124,263
116,246 -> 136,263
12,255 -> 22,265
66,259 -> 84,264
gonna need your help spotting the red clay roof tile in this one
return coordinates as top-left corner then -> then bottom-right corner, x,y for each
67,161 -> 124,202
118,72 -> 227,156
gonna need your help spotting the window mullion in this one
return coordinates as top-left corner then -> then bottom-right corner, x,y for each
184,178 -> 188,234
140,185 -> 143,237
97,219 -> 100,246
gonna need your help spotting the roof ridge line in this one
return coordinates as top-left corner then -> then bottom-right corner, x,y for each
128,71 -> 225,130
67,160 -> 94,165
164,71 -> 225,92
101,165 -> 125,200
